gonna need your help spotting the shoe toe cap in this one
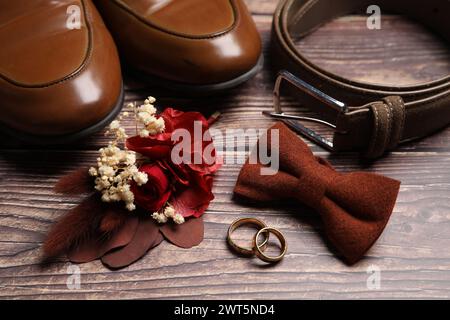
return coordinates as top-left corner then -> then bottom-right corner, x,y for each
0,70 -> 123,138
97,0 -> 262,86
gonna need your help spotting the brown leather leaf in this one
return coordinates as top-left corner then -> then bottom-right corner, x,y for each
160,216 -> 204,248
101,216 -> 161,269
151,232 -> 164,249
68,216 -> 139,263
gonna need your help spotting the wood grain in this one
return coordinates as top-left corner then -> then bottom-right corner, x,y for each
1,0 -> 450,299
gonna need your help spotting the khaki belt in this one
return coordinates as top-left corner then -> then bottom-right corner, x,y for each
268,0 -> 450,158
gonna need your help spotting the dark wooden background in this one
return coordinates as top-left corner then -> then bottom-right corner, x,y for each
1,0 -> 450,299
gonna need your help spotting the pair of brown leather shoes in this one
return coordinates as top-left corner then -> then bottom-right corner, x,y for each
0,0 -> 262,143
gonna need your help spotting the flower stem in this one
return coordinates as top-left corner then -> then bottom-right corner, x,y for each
208,111 -> 221,126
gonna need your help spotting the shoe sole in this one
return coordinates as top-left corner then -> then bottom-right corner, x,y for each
0,82 -> 125,145
128,55 -> 264,96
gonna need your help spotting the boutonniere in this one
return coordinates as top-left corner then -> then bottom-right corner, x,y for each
43,97 -> 221,269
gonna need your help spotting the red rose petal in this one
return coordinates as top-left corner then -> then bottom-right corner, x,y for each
159,160 -> 190,186
126,135 -> 173,160
160,217 -> 204,248
68,216 -> 139,263
161,108 -> 209,133
101,216 -> 161,269
172,188 -> 213,218
172,175 -> 214,218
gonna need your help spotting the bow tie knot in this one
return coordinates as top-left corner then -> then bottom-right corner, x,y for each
234,122 -> 400,264
294,168 -> 330,209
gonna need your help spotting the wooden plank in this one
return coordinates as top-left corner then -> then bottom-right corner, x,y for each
1,150 -> 450,299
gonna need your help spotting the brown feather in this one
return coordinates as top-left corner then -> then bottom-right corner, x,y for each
99,207 -> 129,234
54,168 -> 93,195
42,194 -> 106,260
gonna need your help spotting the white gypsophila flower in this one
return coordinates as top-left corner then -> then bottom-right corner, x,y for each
102,193 -> 111,202
90,99 -> 167,212
152,212 -> 168,224
164,205 -> 176,218
159,215 -> 168,224
135,97 -> 165,136
126,203 -> 136,211
92,143 -> 142,211
94,177 -> 110,190
109,192 -> 121,202
154,204 -> 185,225
140,129 -> 150,138
125,152 -> 136,166
173,214 -> 185,225
106,119 -> 128,145
128,165 -> 138,174
98,165 -> 115,177
123,191 -> 135,203
146,117 -> 165,135
133,171 -> 148,186
117,128 -> 127,141
138,111 -> 153,125
139,104 -> 157,116
109,120 -> 120,130
89,167 -> 98,177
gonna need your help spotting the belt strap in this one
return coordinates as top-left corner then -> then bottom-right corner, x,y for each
271,0 -> 450,158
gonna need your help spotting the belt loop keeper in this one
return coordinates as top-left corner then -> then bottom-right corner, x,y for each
383,96 -> 406,150
364,96 -> 405,159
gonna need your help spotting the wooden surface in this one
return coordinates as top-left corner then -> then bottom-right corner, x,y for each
1,0 -> 450,299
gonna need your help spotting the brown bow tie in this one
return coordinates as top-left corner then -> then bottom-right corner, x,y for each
234,122 -> 400,264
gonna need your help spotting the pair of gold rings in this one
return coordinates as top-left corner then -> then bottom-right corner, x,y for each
227,218 -> 287,263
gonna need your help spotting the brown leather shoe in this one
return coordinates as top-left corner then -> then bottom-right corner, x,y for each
0,0 -> 123,144
94,0 -> 262,93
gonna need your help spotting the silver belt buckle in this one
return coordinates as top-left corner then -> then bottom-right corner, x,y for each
263,70 -> 348,151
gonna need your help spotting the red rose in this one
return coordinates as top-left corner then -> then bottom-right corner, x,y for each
131,164 -> 172,213
127,108 -> 221,218
159,160 -> 215,218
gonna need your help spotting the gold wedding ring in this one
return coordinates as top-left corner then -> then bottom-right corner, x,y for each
227,218 -> 269,256
227,218 -> 287,263
254,227 -> 288,263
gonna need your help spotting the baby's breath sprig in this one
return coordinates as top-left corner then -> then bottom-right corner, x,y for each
134,96 -> 165,137
105,111 -> 129,146
88,97 -> 184,224
89,114 -> 148,211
